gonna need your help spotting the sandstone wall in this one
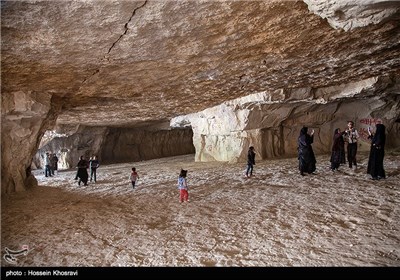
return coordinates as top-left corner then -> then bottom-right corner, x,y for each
1,91 -> 60,193
304,0 -> 400,31
101,128 -> 195,164
34,126 -> 108,170
171,76 -> 400,163
34,126 -> 195,169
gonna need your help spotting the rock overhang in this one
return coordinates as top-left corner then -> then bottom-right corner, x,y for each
1,0 -> 399,128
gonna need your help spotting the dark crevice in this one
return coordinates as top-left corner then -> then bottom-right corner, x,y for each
81,1 -> 148,85
107,0 -> 148,54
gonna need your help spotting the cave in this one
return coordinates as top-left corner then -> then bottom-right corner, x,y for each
1,0 -> 400,268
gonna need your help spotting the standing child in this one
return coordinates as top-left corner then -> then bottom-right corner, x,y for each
130,167 -> 139,189
178,169 -> 189,203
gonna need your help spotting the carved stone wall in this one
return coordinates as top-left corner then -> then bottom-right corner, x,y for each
1,91 -> 60,193
34,127 -> 195,169
101,128 -> 195,164
171,76 -> 400,163
2,1 -> 399,193
34,126 -> 108,170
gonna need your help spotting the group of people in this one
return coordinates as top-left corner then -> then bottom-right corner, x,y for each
329,121 -> 359,172
75,155 -> 100,186
239,120 -> 387,181
73,158 -> 186,202
44,152 -> 58,177
166,120 -> 387,205
128,167 -> 189,203
298,120 -> 386,180
47,120 -> 386,203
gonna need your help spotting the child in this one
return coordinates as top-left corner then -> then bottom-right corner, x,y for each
130,167 -> 139,189
178,169 -> 189,203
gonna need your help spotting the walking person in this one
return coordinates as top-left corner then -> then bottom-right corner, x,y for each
298,126 -> 316,176
76,156 -> 89,186
178,169 -> 189,203
89,155 -> 100,182
245,146 -> 256,178
367,123 -> 386,180
130,167 -> 139,189
344,121 -> 359,170
330,128 -> 346,172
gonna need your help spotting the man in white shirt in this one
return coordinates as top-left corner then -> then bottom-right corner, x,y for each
345,121 -> 359,169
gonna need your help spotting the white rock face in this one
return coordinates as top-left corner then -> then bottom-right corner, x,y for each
172,76 -> 400,163
304,0 -> 400,31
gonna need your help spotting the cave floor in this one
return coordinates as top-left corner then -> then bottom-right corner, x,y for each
1,152 -> 399,267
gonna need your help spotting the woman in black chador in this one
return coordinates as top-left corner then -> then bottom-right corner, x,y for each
298,126 -> 316,176
367,123 -> 386,180
330,128 -> 346,171
76,156 -> 89,186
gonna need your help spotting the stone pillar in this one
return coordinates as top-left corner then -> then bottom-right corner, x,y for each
1,91 -> 58,194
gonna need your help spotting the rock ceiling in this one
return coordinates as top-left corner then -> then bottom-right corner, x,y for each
2,0 -> 400,128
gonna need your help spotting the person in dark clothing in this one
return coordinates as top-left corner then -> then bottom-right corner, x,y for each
367,123 -> 386,180
89,155 -> 100,182
51,153 -> 59,175
330,128 -> 346,171
76,156 -> 89,186
298,126 -> 316,176
245,146 -> 256,178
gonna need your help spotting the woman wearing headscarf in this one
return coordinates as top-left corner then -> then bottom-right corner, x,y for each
367,123 -> 386,180
330,128 -> 346,171
298,126 -> 316,176
76,155 -> 89,186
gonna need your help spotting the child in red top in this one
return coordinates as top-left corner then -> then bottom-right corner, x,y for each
130,167 -> 139,189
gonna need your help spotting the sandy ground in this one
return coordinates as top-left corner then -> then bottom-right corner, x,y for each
1,152 -> 399,267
